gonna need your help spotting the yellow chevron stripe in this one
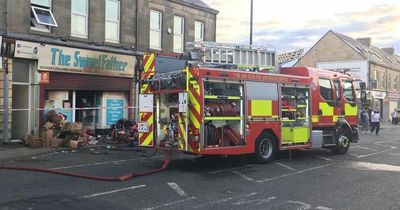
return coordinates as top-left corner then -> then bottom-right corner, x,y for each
188,71 -> 200,95
142,131 -> 153,146
190,111 -> 200,129
144,54 -> 155,72
140,84 -> 148,94
189,92 -> 200,114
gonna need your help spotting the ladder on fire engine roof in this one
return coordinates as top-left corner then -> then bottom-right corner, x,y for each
186,42 -> 277,70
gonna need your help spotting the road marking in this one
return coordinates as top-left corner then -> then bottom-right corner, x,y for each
352,146 -> 377,151
286,201 -> 311,209
167,182 -> 187,197
208,164 -> 255,174
375,139 -> 398,144
356,148 -> 395,158
256,163 -> 334,183
50,156 -> 162,170
389,153 -> 400,156
230,170 -> 255,181
347,153 -> 360,158
193,193 -> 257,208
316,206 -> 333,210
346,161 -> 400,172
275,162 -> 296,171
82,185 -> 146,198
233,196 -> 276,205
144,197 -> 196,210
314,156 -> 333,161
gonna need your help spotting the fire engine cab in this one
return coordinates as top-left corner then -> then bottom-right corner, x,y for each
137,42 -> 360,163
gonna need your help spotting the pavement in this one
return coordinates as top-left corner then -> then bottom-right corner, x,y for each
0,122 -> 398,162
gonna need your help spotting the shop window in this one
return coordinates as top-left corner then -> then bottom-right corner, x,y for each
71,0 -> 88,38
31,0 -> 58,32
319,78 -> 334,102
195,21 -> 204,42
105,0 -> 120,43
150,10 -> 162,50
173,16 -> 184,53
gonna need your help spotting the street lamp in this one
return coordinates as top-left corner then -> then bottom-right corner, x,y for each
250,0 -> 253,45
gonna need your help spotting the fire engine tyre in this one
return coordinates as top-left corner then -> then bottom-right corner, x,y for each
254,133 -> 277,164
331,129 -> 350,154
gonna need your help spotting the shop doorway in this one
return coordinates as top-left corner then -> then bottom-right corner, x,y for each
11,60 -> 32,140
75,91 -> 99,131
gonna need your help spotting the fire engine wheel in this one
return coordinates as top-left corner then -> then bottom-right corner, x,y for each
254,133 -> 277,164
331,129 -> 350,154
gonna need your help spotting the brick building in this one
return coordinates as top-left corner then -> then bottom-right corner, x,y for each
0,0 -> 217,142
296,30 -> 400,121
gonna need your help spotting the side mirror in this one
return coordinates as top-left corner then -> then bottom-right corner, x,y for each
361,90 -> 367,102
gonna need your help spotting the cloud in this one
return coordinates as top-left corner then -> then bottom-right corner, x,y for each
203,0 -> 400,54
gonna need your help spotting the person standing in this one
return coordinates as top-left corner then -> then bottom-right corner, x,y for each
391,108 -> 398,124
360,108 -> 369,133
370,108 -> 381,135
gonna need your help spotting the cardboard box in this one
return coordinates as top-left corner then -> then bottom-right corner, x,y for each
29,137 -> 43,148
63,122 -> 83,132
41,130 -> 54,147
50,138 -> 64,148
69,140 -> 79,150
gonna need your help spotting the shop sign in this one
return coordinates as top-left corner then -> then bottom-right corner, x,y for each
106,98 -> 125,125
38,44 -> 135,78
40,72 -> 50,84
370,91 -> 386,99
14,40 -> 40,59
388,92 -> 400,99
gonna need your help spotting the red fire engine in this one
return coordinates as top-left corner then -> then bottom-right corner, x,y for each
137,43 -> 360,163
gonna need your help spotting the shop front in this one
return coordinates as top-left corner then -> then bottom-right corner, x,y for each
9,40 -> 136,140
37,44 -> 136,131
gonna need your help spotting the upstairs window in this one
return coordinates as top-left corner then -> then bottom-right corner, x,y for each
71,0 -> 88,38
150,10 -> 162,50
173,16 -> 184,53
105,0 -> 120,43
31,0 -> 58,32
194,21 -> 204,42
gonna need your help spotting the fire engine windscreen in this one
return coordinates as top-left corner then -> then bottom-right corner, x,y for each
149,71 -> 187,91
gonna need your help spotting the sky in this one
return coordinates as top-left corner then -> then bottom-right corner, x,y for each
203,0 -> 400,54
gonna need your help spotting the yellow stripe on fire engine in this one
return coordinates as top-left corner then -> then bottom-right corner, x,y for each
144,54 -> 155,73
250,100 -> 272,117
312,115 -> 319,123
140,84 -> 149,94
319,102 -> 333,116
189,112 -> 200,128
333,115 -> 339,122
178,116 -> 186,150
345,103 -> 358,116
189,92 -> 200,114
142,131 -> 153,146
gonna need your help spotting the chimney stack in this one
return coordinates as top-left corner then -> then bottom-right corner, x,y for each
356,37 -> 372,47
381,47 -> 395,55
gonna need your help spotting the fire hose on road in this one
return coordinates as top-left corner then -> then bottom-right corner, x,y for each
0,148 -> 172,182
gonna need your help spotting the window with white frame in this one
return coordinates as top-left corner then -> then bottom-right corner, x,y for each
194,21 -> 204,42
173,16 -> 184,53
105,0 -> 120,43
31,0 -> 58,32
150,10 -> 162,50
71,0 -> 88,38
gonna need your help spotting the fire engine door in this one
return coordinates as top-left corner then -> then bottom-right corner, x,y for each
178,92 -> 189,151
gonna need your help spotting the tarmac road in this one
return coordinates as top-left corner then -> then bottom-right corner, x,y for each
1,124 -> 400,210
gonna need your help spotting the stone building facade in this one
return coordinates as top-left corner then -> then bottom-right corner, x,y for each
0,0 -> 217,142
296,30 -> 400,121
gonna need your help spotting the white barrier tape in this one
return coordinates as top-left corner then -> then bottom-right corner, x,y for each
0,106 -> 154,112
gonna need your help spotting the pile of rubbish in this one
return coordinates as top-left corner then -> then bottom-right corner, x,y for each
25,110 -> 98,149
110,119 -> 138,146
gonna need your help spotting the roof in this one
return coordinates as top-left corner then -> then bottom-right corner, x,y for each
171,0 -> 219,14
332,31 -> 400,71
